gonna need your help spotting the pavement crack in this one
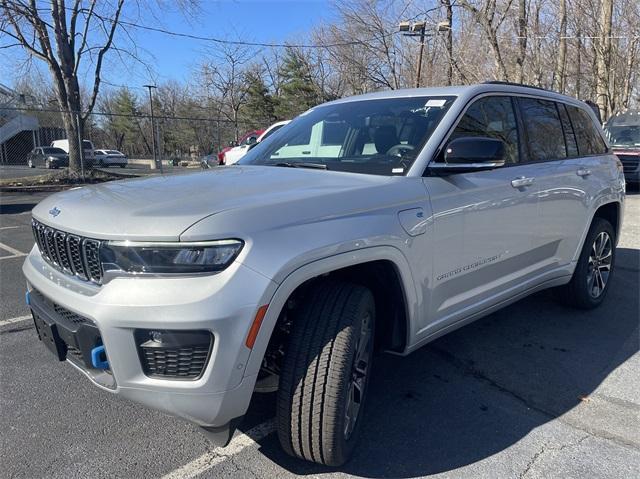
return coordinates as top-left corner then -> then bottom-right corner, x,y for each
519,435 -> 590,478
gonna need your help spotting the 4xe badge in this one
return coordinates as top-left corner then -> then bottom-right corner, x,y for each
49,207 -> 61,217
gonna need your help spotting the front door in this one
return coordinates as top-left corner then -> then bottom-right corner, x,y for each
420,95 -> 540,336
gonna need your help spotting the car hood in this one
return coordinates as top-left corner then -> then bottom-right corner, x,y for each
32,165 -> 396,241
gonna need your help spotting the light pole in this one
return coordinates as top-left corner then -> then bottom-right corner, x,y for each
399,20 -> 450,88
143,84 -> 161,172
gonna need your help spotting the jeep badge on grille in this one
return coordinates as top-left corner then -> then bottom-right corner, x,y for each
49,207 -> 61,217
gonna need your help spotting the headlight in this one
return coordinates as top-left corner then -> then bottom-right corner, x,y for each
100,240 -> 244,275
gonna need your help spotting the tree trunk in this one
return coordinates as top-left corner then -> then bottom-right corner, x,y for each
552,0 -> 567,92
516,0 -> 527,84
595,0 -> 613,120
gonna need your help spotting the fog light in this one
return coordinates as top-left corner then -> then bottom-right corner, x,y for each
134,329 -> 213,380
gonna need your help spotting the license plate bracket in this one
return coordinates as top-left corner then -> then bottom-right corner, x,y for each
33,312 -> 67,361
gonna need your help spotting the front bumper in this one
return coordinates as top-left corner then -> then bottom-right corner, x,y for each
23,247 -> 277,427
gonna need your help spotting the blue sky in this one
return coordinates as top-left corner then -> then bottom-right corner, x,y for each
1,0 -> 334,91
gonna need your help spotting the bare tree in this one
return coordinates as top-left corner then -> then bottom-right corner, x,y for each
458,0 -> 514,81
1,0 -> 125,173
552,0 -> 567,92
201,44 -> 253,141
595,0 -> 613,119
515,0 -> 527,83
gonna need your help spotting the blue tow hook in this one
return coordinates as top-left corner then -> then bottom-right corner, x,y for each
25,291 -> 31,306
91,345 -> 109,369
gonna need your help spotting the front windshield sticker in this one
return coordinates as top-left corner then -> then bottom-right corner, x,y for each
425,99 -> 447,108
392,167 -> 404,174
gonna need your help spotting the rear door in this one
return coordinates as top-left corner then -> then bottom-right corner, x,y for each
423,95 -> 541,334
528,101 -> 610,267
516,97 -> 581,271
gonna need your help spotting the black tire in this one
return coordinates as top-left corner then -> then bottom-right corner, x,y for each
554,217 -> 616,309
277,280 -> 375,467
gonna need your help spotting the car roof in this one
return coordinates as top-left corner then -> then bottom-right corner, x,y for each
322,83 -> 586,109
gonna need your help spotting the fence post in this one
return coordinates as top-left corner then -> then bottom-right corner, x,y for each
75,111 -> 85,180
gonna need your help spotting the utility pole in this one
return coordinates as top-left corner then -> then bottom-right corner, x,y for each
143,84 -> 161,172
399,20 -> 449,88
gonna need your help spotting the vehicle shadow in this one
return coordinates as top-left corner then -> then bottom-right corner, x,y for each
244,247 -> 639,477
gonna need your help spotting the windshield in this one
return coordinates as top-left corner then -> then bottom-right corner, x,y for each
42,147 -> 65,154
239,96 -> 455,176
604,125 -> 640,148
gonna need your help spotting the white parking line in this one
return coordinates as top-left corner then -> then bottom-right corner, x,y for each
0,315 -> 31,327
0,225 -> 21,230
161,419 -> 276,479
0,241 -> 26,259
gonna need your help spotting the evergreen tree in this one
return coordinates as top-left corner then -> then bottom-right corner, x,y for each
276,48 -> 320,118
241,69 -> 276,128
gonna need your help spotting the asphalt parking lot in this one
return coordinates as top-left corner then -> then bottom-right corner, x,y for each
1,186 -> 638,479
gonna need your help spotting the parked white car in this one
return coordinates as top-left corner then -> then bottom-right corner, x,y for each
224,120 -> 290,165
51,139 -> 95,165
25,83 -> 624,467
95,149 -> 128,168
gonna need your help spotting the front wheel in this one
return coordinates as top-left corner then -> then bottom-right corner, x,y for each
554,217 -> 616,309
277,281 -> 375,466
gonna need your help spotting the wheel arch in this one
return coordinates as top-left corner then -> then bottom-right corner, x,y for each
573,199 -> 622,263
243,246 -> 418,378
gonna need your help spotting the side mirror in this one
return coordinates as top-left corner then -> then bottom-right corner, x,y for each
430,137 -> 506,174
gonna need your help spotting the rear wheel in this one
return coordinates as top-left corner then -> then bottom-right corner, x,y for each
555,218 -> 615,309
277,280 -> 375,466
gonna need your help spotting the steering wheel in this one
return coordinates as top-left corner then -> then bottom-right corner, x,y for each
386,144 -> 414,157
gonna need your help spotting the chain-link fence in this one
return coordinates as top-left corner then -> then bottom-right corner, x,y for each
0,104 -> 258,173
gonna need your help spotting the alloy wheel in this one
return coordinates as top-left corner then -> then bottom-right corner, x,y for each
587,231 -> 612,298
344,311 -> 372,440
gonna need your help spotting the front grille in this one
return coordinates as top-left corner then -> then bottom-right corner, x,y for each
135,330 -> 213,380
32,219 -> 103,284
31,288 -> 92,326
617,154 -> 640,173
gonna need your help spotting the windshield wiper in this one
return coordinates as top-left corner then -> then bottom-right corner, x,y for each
273,162 -> 328,170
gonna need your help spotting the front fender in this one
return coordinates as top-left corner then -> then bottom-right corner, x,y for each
243,245 -> 419,378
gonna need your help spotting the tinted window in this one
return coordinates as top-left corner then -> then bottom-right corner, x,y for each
557,103 -> 579,157
519,98 -> 566,161
451,96 -> 519,163
321,120 -> 349,146
567,105 -> 608,155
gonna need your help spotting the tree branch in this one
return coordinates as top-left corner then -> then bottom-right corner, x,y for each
83,0 -> 124,120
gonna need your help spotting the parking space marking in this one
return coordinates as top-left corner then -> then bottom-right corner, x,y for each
0,226 -> 22,230
161,419 -> 276,479
0,315 -> 31,327
0,241 -> 26,258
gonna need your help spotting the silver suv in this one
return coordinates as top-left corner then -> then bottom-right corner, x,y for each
24,83 -> 625,466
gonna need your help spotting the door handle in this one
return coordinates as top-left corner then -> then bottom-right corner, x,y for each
576,167 -> 592,177
511,176 -> 535,188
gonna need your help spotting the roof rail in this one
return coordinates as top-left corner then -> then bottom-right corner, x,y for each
482,81 -> 555,93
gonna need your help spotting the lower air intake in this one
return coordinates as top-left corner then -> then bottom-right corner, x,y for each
134,329 -> 213,380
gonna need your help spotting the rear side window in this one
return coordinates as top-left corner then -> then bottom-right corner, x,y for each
451,96 -> 520,164
518,98 -> 566,161
557,103 -> 579,157
566,105 -> 608,156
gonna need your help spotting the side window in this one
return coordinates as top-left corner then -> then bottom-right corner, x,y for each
566,105 -> 608,156
518,98 -> 566,161
321,120 -> 349,146
450,96 -> 520,164
557,103 -> 579,157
